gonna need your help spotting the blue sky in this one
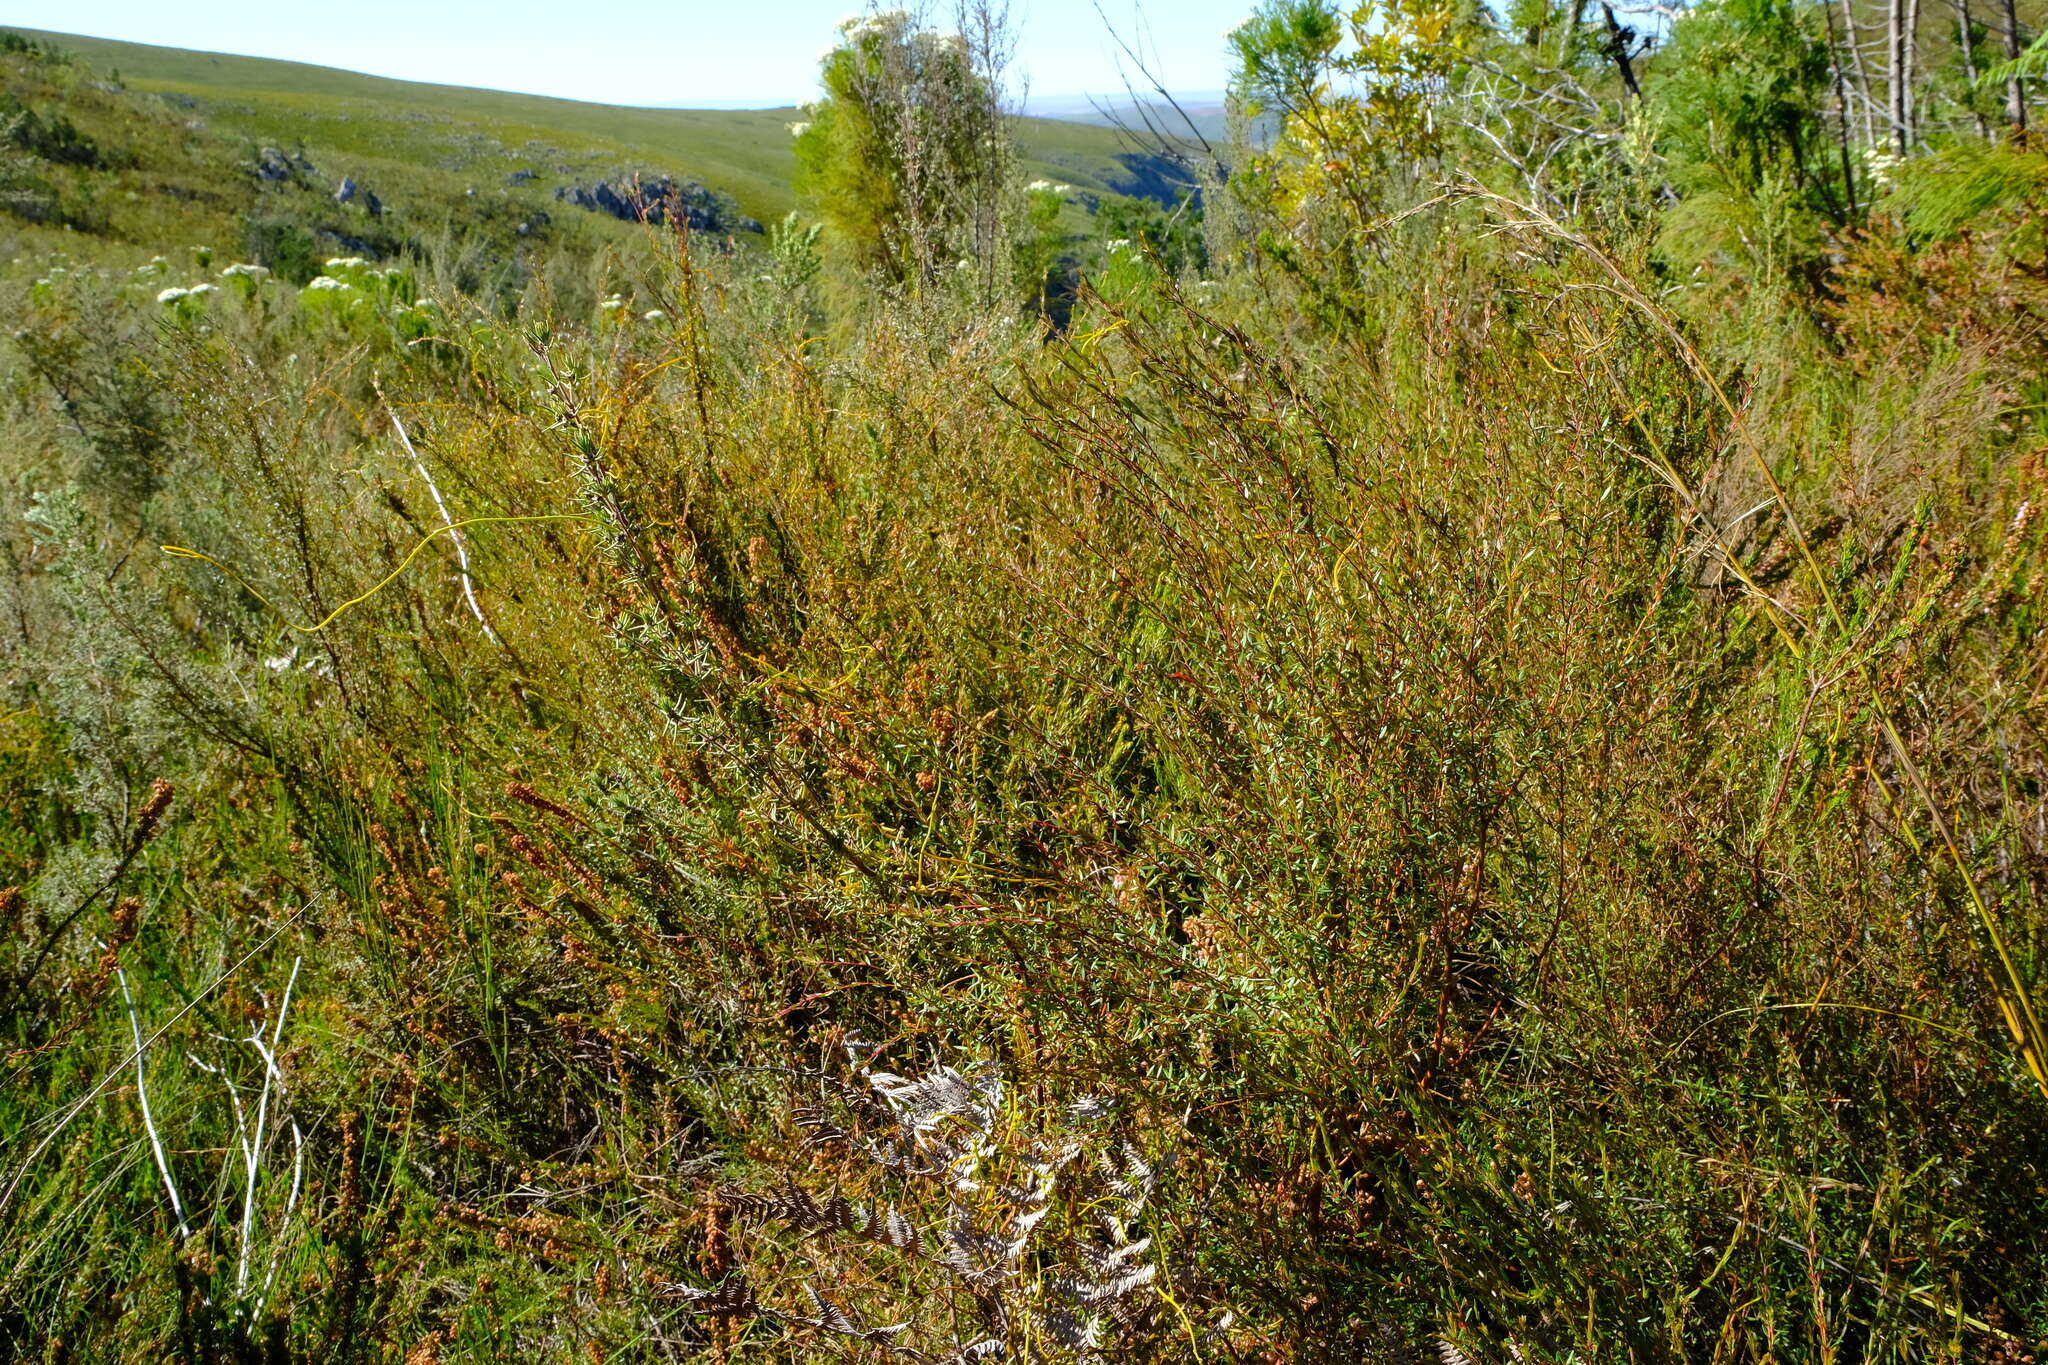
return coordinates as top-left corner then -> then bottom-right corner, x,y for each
17,1 -> 1253,108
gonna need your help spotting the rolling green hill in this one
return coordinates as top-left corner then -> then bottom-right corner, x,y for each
9,26 -> 1186,228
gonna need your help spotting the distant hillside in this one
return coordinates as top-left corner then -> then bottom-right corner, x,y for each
10,27 -> 1195,226
1025,92 -> 1238,147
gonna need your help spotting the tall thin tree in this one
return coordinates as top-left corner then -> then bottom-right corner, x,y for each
1999,0 -> 2027,129
1822,0 -> 1861,212
1842,0 -> 1878,148
1954,0 -> 1990,137
1888,0 -> 1909,150
1902,0 -> 1923,145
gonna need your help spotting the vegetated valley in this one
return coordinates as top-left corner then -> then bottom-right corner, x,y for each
1,3 -> 2046,1361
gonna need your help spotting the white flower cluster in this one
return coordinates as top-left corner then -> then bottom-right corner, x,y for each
156,283 -> 216,304
1862,149 -> 1900,192
787,121 -> 812,137
1025,180 -> 1074,196
1105,238 -> 1133,253
219,262 -> 270,280
304,276 -> 352,292
325,256 -> 370,271
29,262 -> 100,297
839,9 -> 909,41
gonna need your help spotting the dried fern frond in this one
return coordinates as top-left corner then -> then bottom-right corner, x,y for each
803,1282 -> 861,1335
870,1061 -> 1001,1130
669,1273 -> 921,1356
1101,1140 -> 1156,1211
1078,1236 -> 1154,1275
1049,1259 -> 1157,1306
1067,1095 -> 1114,1124
1039,1304 -> 1104,1351
702,1049 -> 1218,1360
942,1203 -> 1016,1282
663,1274 -> 758,1317
724,1182 -> 924,1255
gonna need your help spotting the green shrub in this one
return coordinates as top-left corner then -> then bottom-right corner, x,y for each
239,214 -> 323,283
1093,190 -> 1208,278
793,9 -> 1012,296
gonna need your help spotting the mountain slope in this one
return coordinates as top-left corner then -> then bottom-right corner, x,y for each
11,27 -> 1187,226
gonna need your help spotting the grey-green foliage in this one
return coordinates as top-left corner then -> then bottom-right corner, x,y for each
0,123 -> 59,223
12,271 -> 182,513
769,210 -> 825,294
0,92 -> 107,168
759,209 -> 827,332
793,10 -> 1017,300
16,487 -> 181,864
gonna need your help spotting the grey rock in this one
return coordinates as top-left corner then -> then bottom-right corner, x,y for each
255,146 -> 315,182
334,177 -> 383,216
319,229 -> 377,255
552,173 -> 762,234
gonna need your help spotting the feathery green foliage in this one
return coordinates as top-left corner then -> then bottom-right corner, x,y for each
1887,138 -> 2048,237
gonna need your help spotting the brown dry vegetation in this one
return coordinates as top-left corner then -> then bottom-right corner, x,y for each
3,8 -> 2048,1363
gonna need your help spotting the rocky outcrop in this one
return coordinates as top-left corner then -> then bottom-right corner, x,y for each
553,174 -> 761,234
334,177 -> 384,216
255,146 -> 315,182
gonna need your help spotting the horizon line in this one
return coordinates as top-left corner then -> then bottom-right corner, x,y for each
8,23 -> 1230,118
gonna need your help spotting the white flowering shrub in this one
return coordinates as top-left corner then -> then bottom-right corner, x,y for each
294,256 -> 440,346
217,262 -> 270,299
155,282 -> 215,319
